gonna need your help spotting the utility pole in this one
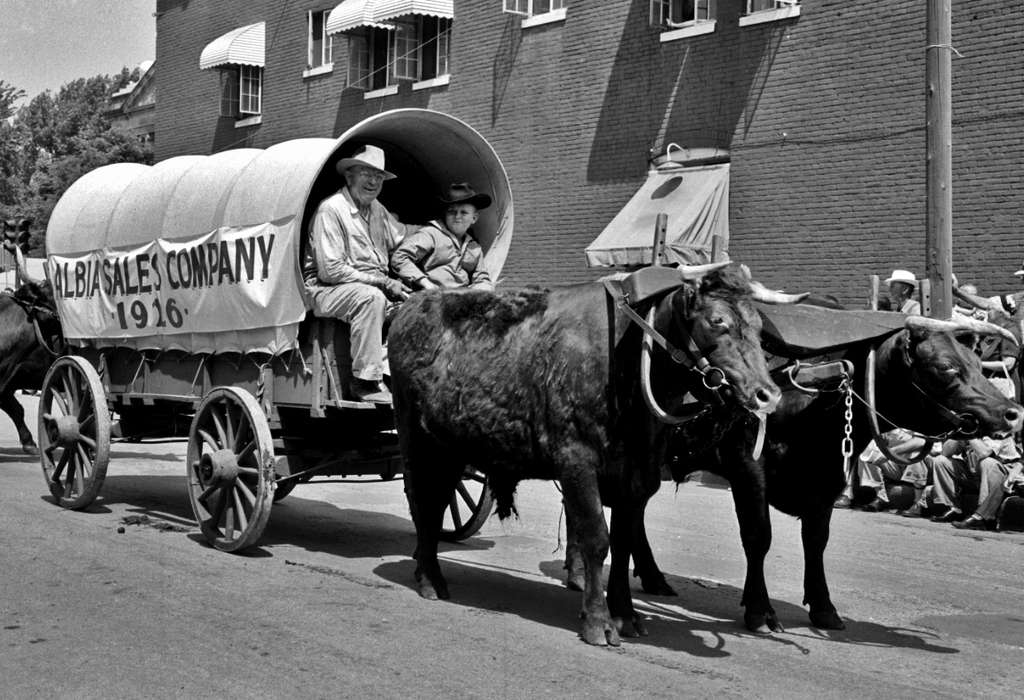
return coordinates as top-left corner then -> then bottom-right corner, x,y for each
926,0 -> 953,319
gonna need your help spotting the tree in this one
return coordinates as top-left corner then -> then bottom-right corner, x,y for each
0,69 -> 152,254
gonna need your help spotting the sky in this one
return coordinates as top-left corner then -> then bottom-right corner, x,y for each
1,0 -> 156,103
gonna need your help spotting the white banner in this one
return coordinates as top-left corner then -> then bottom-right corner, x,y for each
48,218 -> 305,341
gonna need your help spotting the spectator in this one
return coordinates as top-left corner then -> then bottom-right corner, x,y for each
391,183 -> 494,291
834,429 -> 936,511
928,436 -> 1022,530
302,144 -> 411,404
884,269 -> 921,315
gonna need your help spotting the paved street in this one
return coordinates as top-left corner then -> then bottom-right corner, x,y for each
1,392 -> 1022,699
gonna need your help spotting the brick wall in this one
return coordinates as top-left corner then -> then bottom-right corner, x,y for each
155,0 -> 1024,301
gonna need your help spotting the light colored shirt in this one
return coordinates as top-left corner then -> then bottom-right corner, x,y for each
390,220 -> 492,290
303,187 -> 404,288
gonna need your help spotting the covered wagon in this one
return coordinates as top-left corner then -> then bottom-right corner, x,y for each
39,108 -> 512,551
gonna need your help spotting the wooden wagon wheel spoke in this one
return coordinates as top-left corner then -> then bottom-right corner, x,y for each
235,479 -> 256,508
49,449 -> 70,482
232,489 -> 249,531
48,387 -> 70,417
62,455 -> 78,498
448,493 -> 464,529
186,387 -> 274,553
197,428 -> 219,454
210,408 -> 229,450
78,413 -> 95,432
78,434 -> 97,450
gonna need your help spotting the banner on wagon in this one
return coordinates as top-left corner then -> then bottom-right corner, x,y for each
47,218 -> 304,341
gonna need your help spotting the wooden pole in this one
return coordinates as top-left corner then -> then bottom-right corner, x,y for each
652,213 -> 668,266
926,0 -> 953,319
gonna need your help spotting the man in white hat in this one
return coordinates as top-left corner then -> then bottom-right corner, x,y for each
303,144 -> 410,404
884,269 -> 921,315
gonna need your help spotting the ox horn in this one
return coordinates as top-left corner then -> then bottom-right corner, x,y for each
748,279 -> 809,305
676,260 -> 731,281
9,245 -> 44,287
952,285 -> 1001,313
904,315 -> 1019,347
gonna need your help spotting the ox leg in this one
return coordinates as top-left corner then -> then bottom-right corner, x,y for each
801,508 -> 845,630
404,445 -> 462,601
730,473 -> 781,634
606,503 -> 648,638
560,471 -> 619,647
1,391 -> 37,455
563,507 -> 586,592
630,512 -> 676,596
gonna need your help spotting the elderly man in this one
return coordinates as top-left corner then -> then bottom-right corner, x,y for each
303,144 -> 409,404
885,269 -> 921,315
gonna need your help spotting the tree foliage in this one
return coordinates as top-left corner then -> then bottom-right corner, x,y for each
0,68 -> 152,254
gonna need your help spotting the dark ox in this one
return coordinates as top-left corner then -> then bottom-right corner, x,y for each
0,279 -> 60,454
390,263 -> 795,646
604,308 -> 1023,634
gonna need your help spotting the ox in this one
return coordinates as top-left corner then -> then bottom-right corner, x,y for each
389,262 -> 802,646
599,305 -> 1023,634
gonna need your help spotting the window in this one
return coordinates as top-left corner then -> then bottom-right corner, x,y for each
308,9 -> 334,69
345,17 -> 451,91
219,65 -> 262,117
650,0 -> 715,28
503,0 -> 566,17
747,0 -> 798,12
239,65 -> 262,114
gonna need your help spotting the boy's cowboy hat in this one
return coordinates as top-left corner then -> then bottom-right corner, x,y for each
335,144 -> 396,180
885,269 -> 918,288
438,182 -> 491,210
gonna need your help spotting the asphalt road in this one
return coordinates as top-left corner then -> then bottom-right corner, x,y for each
1,392 -> 1022,699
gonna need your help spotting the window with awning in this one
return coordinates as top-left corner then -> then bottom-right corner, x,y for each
585,160 -> 730,268
199,23 -> 266,120
327,0 -> 452,91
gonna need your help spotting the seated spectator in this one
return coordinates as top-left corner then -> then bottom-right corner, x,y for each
390,183 -> 494,291
834,428 -> 936,511
884,269 -> 921,315
928,436 -> 1022,530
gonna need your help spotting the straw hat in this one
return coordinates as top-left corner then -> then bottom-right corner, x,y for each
885,269 -> 918,288
335,144 -> 396,180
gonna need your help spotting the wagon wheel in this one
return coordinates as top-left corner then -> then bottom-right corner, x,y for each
38,356 -> 111,510
440,468 -> 494,542
186,387 -> 275,552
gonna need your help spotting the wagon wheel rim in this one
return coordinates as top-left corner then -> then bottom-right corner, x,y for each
38,356 -> 111,510
186,387 -> 274,552
440,468 -> 494,542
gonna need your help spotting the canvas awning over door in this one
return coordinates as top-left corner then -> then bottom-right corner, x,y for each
373,0 -> 453,22
585,162 -> 730,268
198,22 -> 266,70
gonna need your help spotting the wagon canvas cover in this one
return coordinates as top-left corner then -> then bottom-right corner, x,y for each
48,218 -> 301,346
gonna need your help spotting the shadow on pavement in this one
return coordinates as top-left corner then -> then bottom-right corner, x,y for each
369,555 -> 960,658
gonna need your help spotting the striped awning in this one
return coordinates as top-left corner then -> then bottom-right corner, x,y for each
198,22 -> 266,70
326,0 -> 395,34
373,0 -> 453,22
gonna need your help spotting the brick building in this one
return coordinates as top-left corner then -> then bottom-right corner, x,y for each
153,0 -> 1024,303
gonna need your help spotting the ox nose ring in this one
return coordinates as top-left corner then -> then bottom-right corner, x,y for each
702,367 -> 727,390
955,413 -> 979,437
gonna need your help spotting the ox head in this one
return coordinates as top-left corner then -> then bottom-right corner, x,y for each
653,262 -> 807,418
884,316 -> 1023,439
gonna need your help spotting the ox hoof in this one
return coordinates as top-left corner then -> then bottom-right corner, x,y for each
809,609 -> 846,630
617,615 -> 649,638
21,442 -> 38,456
580,616 -> 621,647
414,568 -> 449,601
744,610 -> 784,635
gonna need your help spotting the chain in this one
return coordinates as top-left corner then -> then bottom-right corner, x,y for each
841,377 -> 855,463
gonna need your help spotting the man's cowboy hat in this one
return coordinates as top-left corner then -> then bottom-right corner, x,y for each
335,144 -> 396,180
438,182 -> 491,210
885,269 -> 918,288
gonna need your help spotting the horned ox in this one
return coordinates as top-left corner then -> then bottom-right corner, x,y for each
576,305 -> 1023,634
0,228 -> 61,454
389,262 -> 801,645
